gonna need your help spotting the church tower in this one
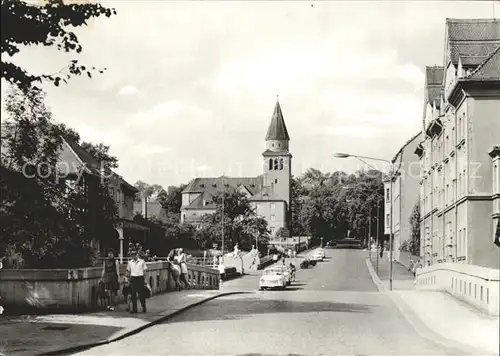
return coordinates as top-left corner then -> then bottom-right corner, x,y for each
262,99 -> 292,213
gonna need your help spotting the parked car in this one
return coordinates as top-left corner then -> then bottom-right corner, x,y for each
310,250 -> 324,262
259,268 -> 287,290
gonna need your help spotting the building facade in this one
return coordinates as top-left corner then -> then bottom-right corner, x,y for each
415,19 -> 500,269
383,132 -> 421,262
60,137 -> 148,260
180,100 -> 292,237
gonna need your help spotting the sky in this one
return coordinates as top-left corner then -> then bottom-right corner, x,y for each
1,1 -> 499,188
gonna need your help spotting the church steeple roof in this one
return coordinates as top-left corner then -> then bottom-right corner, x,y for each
265,100 -> 290,141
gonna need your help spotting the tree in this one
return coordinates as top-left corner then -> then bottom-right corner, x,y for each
1,0 -> 116,89
409,202 -> 420,256
0,86 -> 118,268
199,190 -> 269,251
80,142 -> 119,169
158,184 -> 187,214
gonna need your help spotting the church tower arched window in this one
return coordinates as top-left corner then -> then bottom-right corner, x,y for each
269,158 -> 273,170
274,159 -> 279,170
279,158 -> 283,170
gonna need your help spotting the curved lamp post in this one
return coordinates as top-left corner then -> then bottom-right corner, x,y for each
334,152 -> 395,291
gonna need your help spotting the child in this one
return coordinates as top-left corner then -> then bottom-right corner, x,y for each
122,274 -> 132,312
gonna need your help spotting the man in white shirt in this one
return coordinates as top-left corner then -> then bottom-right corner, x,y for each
127,252 -> 148,313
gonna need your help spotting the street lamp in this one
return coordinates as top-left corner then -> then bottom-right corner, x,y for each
334,152 -> 395,291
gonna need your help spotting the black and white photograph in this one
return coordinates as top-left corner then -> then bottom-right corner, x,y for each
0,0 -> 499,355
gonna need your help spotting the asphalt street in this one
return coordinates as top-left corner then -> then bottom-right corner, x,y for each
73,249 -> 471,356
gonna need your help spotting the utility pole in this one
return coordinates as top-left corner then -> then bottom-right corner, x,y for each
368,205 -> 372,259
221,174 -> 225,262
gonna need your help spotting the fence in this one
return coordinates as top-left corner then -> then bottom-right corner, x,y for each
415,263 -> 499,316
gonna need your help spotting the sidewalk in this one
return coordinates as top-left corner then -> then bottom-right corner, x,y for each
366,256 -> 499,355
0,289 -> 244,356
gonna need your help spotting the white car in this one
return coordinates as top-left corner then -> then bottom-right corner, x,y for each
270,265 -> 292,285
259,268 -> 287,290
310,250 -> 324,262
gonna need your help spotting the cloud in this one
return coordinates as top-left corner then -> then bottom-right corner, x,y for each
127,100 -> 213,127
117,85 -> 140,96
131,145 -> 172,155
3,1 -> 495,187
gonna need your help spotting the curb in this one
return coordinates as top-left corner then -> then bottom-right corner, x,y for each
364,258 -> 494,356
36,291 -> 250,356
365,258 -> 387,292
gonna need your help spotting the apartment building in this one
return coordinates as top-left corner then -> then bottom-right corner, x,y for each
415,19 -> 500,269
383,132 -> 421,262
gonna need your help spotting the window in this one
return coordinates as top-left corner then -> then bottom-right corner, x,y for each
386,188 -> 390,201
269,159 -> 273,170
274,159 -> 278,170
270,214 -> 276,222
270,227 -> 275,234
275,179 -> 278,183
279,158 -> 283,170
256,203 -> 260,210
386,214 -> 390,227
270,203 -> 276,212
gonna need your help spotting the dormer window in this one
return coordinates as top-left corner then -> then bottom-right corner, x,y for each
200,184 -> 205,188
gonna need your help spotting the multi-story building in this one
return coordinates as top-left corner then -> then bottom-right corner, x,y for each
415,19 -> 500,269
180,100 -> 292,237
383,132 -> 421,262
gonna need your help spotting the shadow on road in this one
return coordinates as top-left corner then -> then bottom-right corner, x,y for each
162,296 -> 375,324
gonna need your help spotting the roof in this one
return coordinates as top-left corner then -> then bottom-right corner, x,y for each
424,66 -> 444,109
262,149 -> 293,157
248,186 -> 284,202
465,46 -> 500,80
265,101 -> 290,141
62,137 -> 137,191
425,66 -> 444,85
445,19 -> 500,66
391,132 -> 422,163
182,176 -> 263,195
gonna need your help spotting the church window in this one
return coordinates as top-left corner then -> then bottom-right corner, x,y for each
279,158 -> 283,170
270,203 -> 276,212
274,159 -> 279,170
275,179 -> 278,183
269,159 -> 273,170
270,214 -> 276,222
272,143 -> 275,147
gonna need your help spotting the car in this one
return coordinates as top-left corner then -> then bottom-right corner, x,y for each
310,249 -> 324,262
259,268 -> 287,290
270,265 -> 292,285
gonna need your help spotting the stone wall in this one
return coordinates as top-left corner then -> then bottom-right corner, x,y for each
0,262 -> 219,313
416,263 -> 499,316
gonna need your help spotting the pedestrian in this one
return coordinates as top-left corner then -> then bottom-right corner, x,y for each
176,248 -> 190,289
126,251 -> 148,313
289,262 -> 296,282
100,249 -> 119,311
167,248 -> 181,290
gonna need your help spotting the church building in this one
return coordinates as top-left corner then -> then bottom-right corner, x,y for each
180,100 -> 292,238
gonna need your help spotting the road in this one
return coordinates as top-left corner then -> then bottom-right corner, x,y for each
73,249 -> 469,356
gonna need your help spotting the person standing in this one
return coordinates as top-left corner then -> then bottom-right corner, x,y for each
100,249 -> 119,311
127,251 -> 148,313
176,248 -> 190,289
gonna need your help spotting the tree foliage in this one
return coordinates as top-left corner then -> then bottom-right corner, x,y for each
409,202 -> 421,256
1,0 -> 116,89
291,168 -> 385,244
196,190 -> 269,252
0,86 -> 118,268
